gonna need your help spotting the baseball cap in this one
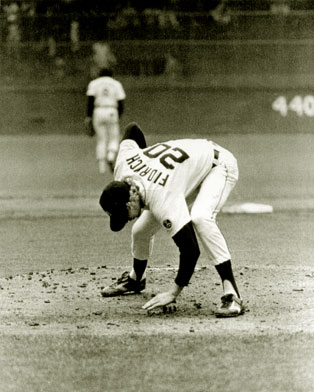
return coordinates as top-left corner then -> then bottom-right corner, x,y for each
99,181 -> 131,231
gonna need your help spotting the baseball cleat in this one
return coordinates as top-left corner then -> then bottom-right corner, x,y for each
215,294 -> 245,318
101,271 -> 146,297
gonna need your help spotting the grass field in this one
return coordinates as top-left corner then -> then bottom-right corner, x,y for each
0,132 -> 314,392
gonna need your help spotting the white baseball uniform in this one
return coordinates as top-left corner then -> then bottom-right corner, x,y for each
86,76 -> 126,171
114,137 -> 238,265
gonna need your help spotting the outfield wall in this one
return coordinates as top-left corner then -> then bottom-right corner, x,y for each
1,85 -> 314,135
2,35 -> 314,135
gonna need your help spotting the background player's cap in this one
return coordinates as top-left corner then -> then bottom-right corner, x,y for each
99,181 -> 130,231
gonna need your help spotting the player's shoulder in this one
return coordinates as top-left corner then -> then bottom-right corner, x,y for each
87,77 -> 102,89
99,76 -> 120,84
86,78 -> 95,89
120,138 -> 139,151
102,77 -> 125,91
111,78 -> 125,91
89,76 -> 111,85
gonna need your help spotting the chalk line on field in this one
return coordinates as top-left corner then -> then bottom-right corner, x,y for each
104,266 -> 200,271
101,264 -> 314,272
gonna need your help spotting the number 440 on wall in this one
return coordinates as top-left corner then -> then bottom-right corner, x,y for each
272,95 -> 314,117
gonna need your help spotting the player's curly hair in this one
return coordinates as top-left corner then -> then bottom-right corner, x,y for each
124,177 -> 144,211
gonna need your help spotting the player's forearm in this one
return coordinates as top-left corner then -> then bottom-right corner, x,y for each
172,221 -> 200,287
174,255 -> 199,287
168,282 -> 184,297
118,100 -> 124,117
87,96 -> 95,117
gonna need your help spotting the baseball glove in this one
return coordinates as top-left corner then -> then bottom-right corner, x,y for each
84,117 -> 95,137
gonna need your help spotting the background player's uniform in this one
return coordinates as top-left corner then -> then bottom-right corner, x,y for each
86,76 -> 126,173
114,137 -> 238,266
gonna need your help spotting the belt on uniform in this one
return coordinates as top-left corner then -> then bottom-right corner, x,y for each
95,105 -> 117,109
212,149 -> 219,168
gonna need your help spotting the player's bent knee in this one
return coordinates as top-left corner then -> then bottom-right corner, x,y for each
191,210 -> 215,228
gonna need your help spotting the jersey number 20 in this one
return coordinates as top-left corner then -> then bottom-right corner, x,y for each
144,143 -> 190,169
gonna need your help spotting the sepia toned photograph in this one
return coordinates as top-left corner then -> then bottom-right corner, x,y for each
0,1 -> 313,391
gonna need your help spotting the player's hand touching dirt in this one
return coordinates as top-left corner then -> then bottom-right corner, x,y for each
143,284 -> 183,312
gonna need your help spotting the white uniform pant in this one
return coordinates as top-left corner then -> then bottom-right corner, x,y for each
131,146 -> 239,265
92,107 -> 120,162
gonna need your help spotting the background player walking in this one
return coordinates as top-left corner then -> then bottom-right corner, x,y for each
99,122 -> 245,317
85,68 -> 126,174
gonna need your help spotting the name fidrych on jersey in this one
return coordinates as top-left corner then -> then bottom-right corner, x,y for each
126,154 -> 169,187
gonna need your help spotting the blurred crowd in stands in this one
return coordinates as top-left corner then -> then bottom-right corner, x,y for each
1,0 -> 314,83
2,0 -> 314,48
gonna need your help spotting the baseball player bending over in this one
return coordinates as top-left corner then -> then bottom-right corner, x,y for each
85,68 -> 126,174
99,122 -> 244,317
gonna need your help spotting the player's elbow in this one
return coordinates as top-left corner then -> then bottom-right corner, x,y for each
173,221 -> 200,260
